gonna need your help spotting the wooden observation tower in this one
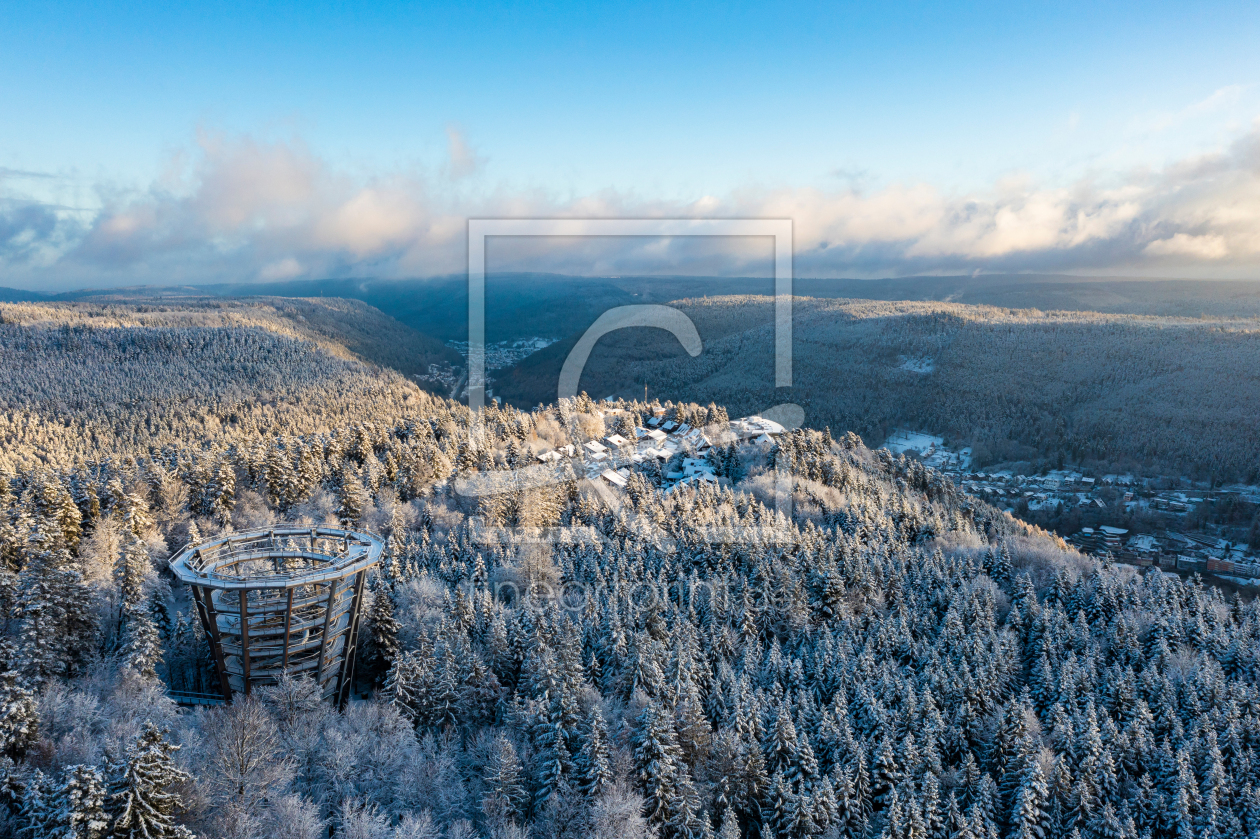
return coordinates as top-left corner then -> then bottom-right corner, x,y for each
169,526 -> 384,706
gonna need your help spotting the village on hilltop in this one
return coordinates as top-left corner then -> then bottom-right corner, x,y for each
531,403 -> 788,493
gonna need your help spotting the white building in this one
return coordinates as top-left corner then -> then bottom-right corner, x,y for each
731,415 -> 787,439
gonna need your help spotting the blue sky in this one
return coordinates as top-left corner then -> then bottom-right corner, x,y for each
3,1 -> 1260,289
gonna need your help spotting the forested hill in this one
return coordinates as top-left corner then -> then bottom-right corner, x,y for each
26,278 -> 1260,481
0,298 -> 460,469
6,295 -> 462,381
495,297 -> 1260,482
0,287 -> 46,303
0,308 -> 1257,839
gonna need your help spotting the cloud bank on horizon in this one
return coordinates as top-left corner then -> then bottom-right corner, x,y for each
4,121 -> 1260,290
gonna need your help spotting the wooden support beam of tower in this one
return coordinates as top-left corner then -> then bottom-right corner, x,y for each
238,588 -> 252,694
336,569 -> 368,708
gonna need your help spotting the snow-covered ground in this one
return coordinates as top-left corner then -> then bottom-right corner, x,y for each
882,429 -> 972,471
897,356 -> 935,373
883,430 -> 943,456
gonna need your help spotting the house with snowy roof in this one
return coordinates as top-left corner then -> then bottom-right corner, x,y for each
730,415 -> 787,439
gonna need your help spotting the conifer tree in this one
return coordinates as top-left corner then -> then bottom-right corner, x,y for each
633,701 -> 686,828
668,772 -> 705,839
764,704 -> 802,778
533,720 -> 572,811
764,769 -> 796,839
482,735 -> 529,824
0,475 -> 20,572
0,669 -> 37,759
362,586 -> 401,682
1011,759 -> 1049,839
120,603 -> 162,680
336,470 -> 367,526
872,735 -> 901,807
15,544 -> 94,686
577,707 -> 613,797
382,650 -> 429,724
108,724 -> 193,839
207,456 -> 236,526
18,768 -> 53,839
427,643 -> 461,730
118,535 -> 152,620
47,764 -> 109,839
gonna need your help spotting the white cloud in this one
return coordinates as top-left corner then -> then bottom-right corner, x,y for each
259,256 -> 303,280
1143,233 -> 1230,260
445,124 -> 486,180
4,120 -> 1260,288
1148,85 -> 1245,133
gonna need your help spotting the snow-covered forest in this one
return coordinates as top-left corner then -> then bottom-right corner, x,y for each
0,303 -> 1258,839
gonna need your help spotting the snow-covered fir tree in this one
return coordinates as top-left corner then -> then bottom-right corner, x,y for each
108,724 -> 193,839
